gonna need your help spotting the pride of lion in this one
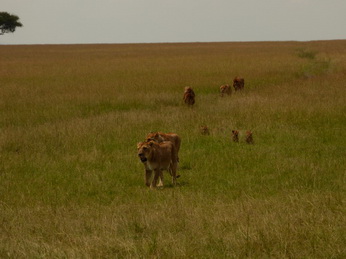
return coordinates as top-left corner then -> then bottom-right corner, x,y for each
137,76 -> 253,189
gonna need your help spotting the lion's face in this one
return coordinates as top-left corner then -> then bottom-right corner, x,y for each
137,141 -> 154,163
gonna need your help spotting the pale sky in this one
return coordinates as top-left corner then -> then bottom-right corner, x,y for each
1,0 -> 346,44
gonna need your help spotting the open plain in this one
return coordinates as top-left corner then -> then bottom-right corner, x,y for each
0,41 -> 345,258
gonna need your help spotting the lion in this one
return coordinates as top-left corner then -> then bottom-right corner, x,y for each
220,84 -> 231,97
183,86 -> 195,106
200,126 -> 210,135
232,130 -> 239,142
233,77 -> 244,91
245,131 -> 254,144
232,130 -> 254,144
137,140 -> 178,188
146,132 -> 181,162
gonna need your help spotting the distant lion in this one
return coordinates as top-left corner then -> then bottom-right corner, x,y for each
200,126 -> 210,135
233,77 -> 244,91
232,130 -> 239,142
220,84 -> 231,97
232,130 -> 254,144
183,86 -> 195,106
245,131 -> 254,144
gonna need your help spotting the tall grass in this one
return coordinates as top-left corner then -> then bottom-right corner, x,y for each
0,41 -> 345,258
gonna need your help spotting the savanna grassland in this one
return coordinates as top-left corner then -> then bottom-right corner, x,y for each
0,41 -> 345,258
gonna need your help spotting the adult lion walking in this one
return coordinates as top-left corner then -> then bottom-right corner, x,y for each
233,77 -> 244,91
183,86 -> 195,106
137,140 -> 178,188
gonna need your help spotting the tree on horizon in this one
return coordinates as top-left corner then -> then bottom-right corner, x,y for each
0,12 -> 23,35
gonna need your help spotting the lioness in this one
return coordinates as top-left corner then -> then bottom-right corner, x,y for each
233,77 -> 244,91
146,132 -> 181,162
220,84 -> 231,97
137,140 -> 178,188
183,86 -> 195,106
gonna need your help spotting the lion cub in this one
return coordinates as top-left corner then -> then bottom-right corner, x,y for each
232,130 -> 254,144
245,131 -> 254,144
231,130 -> 239,142
200,126 -> 210,135
220,84 -> 231,97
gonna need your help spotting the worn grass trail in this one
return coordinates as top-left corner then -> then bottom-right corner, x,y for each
0,41 -> 345,258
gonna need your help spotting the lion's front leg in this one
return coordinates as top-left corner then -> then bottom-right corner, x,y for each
151,169 -> 161,189
145,170 -> 152,187
157,171 -> 164,188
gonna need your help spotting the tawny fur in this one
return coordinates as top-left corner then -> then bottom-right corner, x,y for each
220,84 -> 231,97
146,132 -> 181,162
200,126 -> 210,135
183,86 -> 195,106
232,130 -> 239,142
245,131 -> 254,144
233,77 -> 245,91
137,140 -> 178,188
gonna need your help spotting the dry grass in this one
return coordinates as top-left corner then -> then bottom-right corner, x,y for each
0,41 -> 345,258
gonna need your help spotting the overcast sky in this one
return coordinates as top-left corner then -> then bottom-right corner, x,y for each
1,0 -> 346,45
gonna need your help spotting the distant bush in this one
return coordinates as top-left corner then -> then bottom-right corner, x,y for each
296,48 -> 318,59
297,56 -> 332,78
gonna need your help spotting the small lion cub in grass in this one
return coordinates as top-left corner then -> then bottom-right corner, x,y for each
220,84 -> 231,97
232,130 -> 254,144
245,131 -> 254,144
231,130 -> 239,142
200,126 -> 210,135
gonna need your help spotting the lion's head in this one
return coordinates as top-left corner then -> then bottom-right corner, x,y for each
146,132 -> 164,143
137,141 -> 155,163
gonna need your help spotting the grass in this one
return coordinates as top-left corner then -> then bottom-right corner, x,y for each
0,40 -> 345,258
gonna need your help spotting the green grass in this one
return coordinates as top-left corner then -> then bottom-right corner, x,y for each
0,41 -> 345,258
